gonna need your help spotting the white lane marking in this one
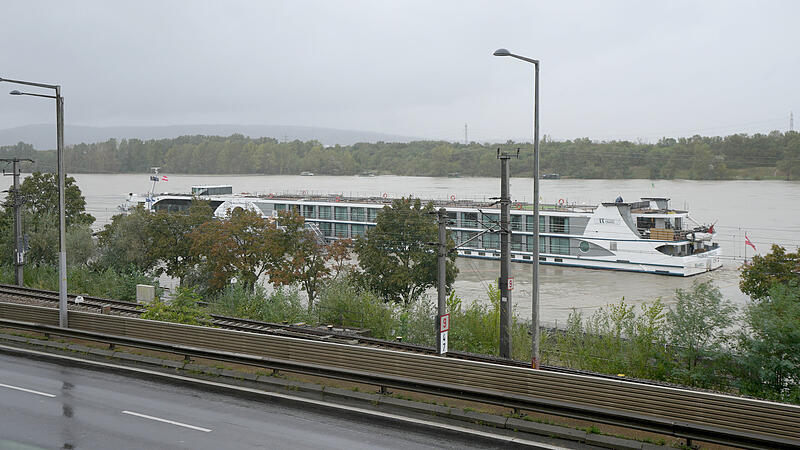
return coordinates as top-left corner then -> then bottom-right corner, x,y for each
0,382 -> 56,398
121,410 -> 212,433
1,345 -> 560,448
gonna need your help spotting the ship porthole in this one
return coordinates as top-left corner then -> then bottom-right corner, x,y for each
579,241 -> 590,252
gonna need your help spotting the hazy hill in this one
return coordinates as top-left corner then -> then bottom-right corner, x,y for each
0,124 -> 417,149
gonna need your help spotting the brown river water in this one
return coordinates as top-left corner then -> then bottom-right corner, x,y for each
69,173 -> 800,326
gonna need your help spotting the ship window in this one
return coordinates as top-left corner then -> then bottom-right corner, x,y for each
351,224 -> 366,237
450,231 -> 460,244
334,206 -> 348,221
318,222 -> 332,237
637,217 -> 655,229
512,234 -> 524,251
525,235 -> 547,252
318,205 -> 332,219
275,203 -> 287,212
525,215 -> 544,233
550,237 -> 570,255
610,241 -> 618,251
484,232 -> 499,249
550,216 -> 569,233
462,231 -> 479,248
655,245 -> 674,256
334,223 -> 348,238
511,215 -> 523,231
482,213 -> 499,228
579,241 -> 590,252
675,218 -> 682,230
302,205 -> 315,218
462,212 -> 478,228
367,208 -> 380,222
446,211 -> 457,226
350,207 -> 366,222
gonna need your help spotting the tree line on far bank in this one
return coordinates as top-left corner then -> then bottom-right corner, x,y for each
2,130 -> 799,180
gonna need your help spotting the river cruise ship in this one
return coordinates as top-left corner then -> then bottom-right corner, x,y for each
125,185 -> 722,276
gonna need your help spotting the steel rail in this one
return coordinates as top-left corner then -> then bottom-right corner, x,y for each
0,303 -> 797,449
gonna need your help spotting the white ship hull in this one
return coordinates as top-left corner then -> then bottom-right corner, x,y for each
124,188 -> 722,277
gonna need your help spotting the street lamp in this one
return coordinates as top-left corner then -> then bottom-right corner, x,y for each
1,77 -> 68,328
493,48 -> 541,369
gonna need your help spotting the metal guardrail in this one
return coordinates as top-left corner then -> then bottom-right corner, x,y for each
0,302 -> 798,449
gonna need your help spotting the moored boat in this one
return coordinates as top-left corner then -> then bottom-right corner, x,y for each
124,187 -> 721,276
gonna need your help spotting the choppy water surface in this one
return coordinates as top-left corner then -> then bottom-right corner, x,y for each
72,174 -> 800,325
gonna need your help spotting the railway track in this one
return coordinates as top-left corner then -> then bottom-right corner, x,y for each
0,284 -> 678,386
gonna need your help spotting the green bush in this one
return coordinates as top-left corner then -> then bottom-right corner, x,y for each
736,283 -> 800,402
0,263 -> 158,302
207,283 -> 309,324
544,298 -> 673,380
314,279 -> 396,339
141,287 -> 212,326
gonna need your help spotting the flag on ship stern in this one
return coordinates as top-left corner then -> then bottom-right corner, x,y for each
745,234 -> 756,251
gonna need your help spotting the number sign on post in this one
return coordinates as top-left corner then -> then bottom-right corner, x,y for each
438,314 -> 450,354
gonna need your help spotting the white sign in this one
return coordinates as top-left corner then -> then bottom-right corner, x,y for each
439,330 -> 448,354
439,314 -> 450,332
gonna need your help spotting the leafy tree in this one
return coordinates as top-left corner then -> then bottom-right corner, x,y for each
267,211 -> 353,310
190,208 -> 282,292
666,281 -> 737,388
737,283 -> 800,402
354,197 -> 457,304
4,171 -> 94,226
9,212 -> 95,266
740,244 -> 800,300
96,206 -> 158,273
149,200 -> 214,282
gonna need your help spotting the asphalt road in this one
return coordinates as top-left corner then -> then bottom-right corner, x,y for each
0,351 -> 541,449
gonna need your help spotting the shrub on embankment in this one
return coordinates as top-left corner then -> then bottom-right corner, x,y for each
0,263 -> 159,302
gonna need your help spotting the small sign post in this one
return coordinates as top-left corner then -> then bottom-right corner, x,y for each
438,314 -> 450,355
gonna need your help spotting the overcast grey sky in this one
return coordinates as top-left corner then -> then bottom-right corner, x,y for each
1,0 -> 798,143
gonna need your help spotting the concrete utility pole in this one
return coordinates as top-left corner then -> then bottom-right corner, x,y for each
1,158 -> 34,285
436,208 -> 449,355
497,150 -> 517,358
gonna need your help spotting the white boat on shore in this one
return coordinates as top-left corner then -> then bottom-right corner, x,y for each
124,186 -> 722,276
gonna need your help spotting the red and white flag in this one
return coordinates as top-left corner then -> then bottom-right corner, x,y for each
161,175 -> 168,181
745,234 -> 756,251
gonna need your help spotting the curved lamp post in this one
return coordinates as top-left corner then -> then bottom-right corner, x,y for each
492,49 -> 541,369
1,77 -> 68,328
